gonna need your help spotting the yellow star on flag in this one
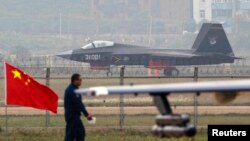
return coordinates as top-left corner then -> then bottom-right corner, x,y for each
25,78 -> 31,86
12,70 -> 21,80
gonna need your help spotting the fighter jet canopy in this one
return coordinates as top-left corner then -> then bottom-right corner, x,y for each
82,41 -> 114,49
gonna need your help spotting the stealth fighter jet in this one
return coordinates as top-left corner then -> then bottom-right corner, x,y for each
57,23 -> 238,76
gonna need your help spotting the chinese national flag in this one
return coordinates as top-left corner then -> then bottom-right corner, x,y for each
5,63 -> 58,113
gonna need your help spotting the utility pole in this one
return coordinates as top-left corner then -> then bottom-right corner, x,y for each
148,15 -> 153,46
193,67 -> 199,128
233,0 -> 240,33
119,66 -> 125,130
45,67 -> 51,127
59,13 -> 62,40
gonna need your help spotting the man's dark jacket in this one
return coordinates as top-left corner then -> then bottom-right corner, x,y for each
64,84 -> 89,120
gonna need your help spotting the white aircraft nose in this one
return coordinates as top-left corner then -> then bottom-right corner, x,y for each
56,50 -> 73,59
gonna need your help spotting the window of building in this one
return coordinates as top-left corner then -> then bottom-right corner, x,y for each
200,10 -> 206,19
213,0 -> 232,3
212,9 -> 232,18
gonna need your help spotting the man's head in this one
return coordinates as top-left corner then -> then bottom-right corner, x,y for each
71,73 -> 82,87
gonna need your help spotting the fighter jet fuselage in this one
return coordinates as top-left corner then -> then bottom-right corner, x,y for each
57,23 -> 238,76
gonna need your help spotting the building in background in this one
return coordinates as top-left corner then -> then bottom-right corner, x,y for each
193,0 -> 236,23
211,0 -> 237,27
193,0 -> 250,31
193,0 -> 238,32
193,0 -> 212,23
238,0 -> 250,20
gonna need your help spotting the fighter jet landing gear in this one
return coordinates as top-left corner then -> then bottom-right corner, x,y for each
150,93 -> 196,138
164,68 -> 180,76
106,71 -> 113,77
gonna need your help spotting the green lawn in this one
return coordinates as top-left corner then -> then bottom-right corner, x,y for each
0,128 -> 207,141
0,114 -> 249,140
0,114 -> 250,128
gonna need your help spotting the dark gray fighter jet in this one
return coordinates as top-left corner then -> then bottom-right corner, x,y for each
57,23 -> 239,76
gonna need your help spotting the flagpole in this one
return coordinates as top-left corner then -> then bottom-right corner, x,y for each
45,67 -> 51,127
4,61 -> 8,132
5,105 -> 8,131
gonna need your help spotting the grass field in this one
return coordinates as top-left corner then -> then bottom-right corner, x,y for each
0,114 -> 249,140
0,114 -> 247,141
0,114 -> 250,128
0,128 -> 208,141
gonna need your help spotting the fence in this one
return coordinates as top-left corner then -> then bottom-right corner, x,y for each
1,66 -> 250,132
1,54 -> 250,77
2,65 -> 250,78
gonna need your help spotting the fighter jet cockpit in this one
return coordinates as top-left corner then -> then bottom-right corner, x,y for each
82,41 -> 114,49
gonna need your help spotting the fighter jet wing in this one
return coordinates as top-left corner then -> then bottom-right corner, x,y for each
75,79 -> 250,96
150,52 -> 198,58
112,51 -> 198,58
76,80 -> 250,138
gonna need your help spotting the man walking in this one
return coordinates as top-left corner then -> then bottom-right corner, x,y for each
64,73 -> 93,141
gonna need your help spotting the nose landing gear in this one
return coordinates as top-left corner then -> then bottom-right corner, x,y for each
106,71 -> 113,77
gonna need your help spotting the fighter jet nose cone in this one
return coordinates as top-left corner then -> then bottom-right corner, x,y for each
56,50 -> 73,59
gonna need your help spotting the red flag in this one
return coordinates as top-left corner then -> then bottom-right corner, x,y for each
5,62 -> 58,113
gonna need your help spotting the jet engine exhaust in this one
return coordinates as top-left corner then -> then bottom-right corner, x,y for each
215,92 -> 238,104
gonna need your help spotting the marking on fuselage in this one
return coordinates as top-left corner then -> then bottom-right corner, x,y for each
209,37 -> 217,46
85,54 -> 101,61
112,56 -> 121,63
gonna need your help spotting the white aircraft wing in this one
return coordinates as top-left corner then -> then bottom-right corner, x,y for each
76,79 -> 250,96
75,79 -> 250,138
